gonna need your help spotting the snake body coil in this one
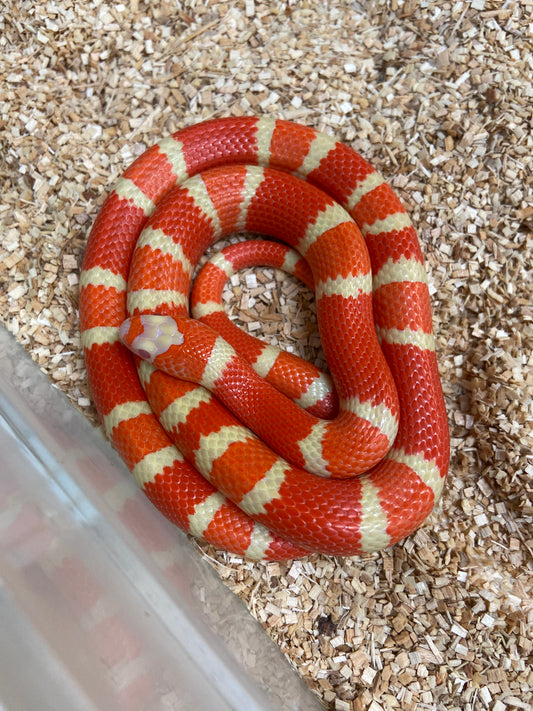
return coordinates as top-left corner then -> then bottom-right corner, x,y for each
80,117 -> 449,560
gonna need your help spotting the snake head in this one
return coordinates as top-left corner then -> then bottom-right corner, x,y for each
120,314 -> 220,384
120,314 -> 185,363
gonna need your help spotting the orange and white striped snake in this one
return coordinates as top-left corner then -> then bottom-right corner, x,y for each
80,117 -> 449,560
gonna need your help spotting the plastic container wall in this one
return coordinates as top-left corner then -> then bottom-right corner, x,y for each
0,326 -> 323,711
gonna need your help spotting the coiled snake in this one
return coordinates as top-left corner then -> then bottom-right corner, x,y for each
80,117 -> 449,560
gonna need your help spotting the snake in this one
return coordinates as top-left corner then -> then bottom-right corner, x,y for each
79,117 -> 449,560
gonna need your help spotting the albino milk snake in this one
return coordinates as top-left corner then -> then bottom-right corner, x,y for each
80,117 -> 449,560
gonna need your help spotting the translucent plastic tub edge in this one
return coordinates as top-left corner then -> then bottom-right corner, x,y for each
0,326 -> 324,711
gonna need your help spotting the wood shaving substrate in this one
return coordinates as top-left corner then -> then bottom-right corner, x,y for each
1,1 -> 532,709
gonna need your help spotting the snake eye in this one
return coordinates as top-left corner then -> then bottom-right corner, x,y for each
136,348 -> 152,360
